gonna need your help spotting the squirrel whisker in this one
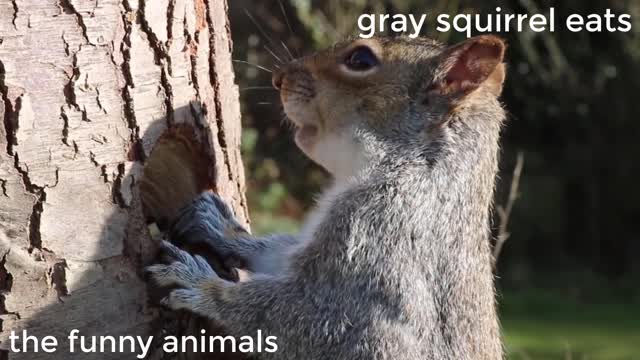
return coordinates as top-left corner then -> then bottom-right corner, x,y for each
233,60 -> 273,73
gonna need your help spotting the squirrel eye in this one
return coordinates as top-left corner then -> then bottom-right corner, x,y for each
343,46 -> 379,71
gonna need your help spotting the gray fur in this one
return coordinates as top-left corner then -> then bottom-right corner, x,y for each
146,36 -> 505,360
170,192 -> 300,275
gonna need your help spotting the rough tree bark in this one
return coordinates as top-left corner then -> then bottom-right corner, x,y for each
0,0 -> 248,359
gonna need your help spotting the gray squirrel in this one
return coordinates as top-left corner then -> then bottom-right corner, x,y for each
144,35 -> 507,359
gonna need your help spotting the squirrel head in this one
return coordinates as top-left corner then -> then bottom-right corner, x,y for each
273,35 -> 506,179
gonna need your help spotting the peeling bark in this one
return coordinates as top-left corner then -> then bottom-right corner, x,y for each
0,0 -> 247,359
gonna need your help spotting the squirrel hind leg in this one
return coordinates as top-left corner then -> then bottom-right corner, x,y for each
140,125 -> 215,230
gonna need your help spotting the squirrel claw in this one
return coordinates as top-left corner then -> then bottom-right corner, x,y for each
146,241 -> 218,289
147,243 -> 226,318
158,240 -> 193,265
160,288 -> 202,311
169,193 -> 248,256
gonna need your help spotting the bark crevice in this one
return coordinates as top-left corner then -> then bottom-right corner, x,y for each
27,189 -> 46,252
0,59 -> 17,155
49,261 -> 69,300
10,153 -> 46,252
166,0 -> 177,52
186,19 -> 200,102
62,51 -> 89,122
137,0 -> 174,125
112,163 -> 128,208
61,107 -> 71,146
0,249 -> 17,336
10,0 -> 18,30
58,0 -> 90,43
0,179 -> 8,197
120,4 -> 144,161
203,0 -> 233,184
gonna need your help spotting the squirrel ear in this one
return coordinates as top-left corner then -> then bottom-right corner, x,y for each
434,35 -> 506,98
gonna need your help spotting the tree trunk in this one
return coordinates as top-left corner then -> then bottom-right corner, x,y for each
0,0 -> 248,359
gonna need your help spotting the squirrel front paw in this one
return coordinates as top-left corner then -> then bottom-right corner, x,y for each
146,241 -> 216,287
146,241 -> 227,316
170,192 -> 248,254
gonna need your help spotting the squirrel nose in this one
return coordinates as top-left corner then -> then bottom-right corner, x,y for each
272,70 -> 284,90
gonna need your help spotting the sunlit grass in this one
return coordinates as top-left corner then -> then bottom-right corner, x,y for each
501,290 -> 640,360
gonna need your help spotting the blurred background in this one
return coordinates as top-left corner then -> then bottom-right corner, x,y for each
227,1 -> 640,358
